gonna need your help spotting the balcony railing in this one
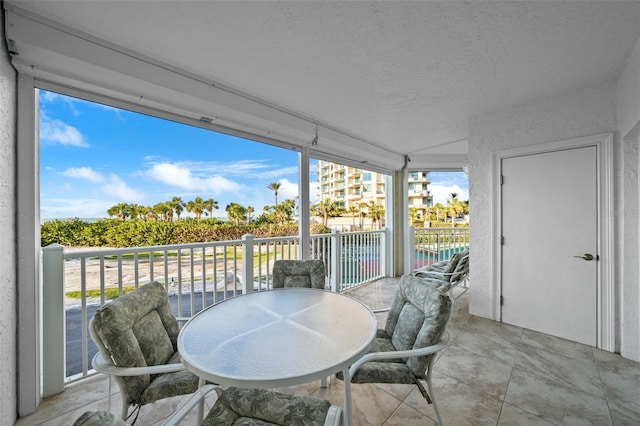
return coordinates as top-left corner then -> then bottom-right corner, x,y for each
40,226 -> 467,396
409,226 -> 470,270
41,229 -> 388,391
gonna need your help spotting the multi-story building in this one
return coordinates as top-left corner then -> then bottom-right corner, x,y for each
318,161 -> 432,224
407,170 -> 433,224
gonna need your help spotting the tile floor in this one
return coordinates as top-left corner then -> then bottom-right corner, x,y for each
15,278 -> 640,425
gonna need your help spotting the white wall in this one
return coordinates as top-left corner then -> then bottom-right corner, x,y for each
0,14 -> 18,425
616,36 -> 640,362
468,81 -> 618,319
616,37 -> 640,140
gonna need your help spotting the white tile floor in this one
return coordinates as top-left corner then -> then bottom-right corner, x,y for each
16,278 -> 640,425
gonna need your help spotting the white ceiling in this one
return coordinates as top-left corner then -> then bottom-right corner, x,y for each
5,1 -> 640,169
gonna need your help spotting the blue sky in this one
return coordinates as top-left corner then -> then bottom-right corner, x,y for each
39,90 -> 468,219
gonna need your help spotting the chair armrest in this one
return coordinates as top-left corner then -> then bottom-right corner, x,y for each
162,384 -> 223,426
348,330 -> 451,378
91,352 -> 187,376
371,307 -> 390,314
324,405 -> 343,426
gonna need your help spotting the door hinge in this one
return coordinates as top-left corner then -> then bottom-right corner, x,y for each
500,175 -> 504,185
501,236 -> 505,245
500,296 -> 504,306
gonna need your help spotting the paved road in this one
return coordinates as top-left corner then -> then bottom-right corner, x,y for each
65,290 -> 241,376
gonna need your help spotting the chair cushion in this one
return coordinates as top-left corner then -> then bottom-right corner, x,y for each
349,361 -> 419,386
384,274 -> 451,378
91,282 -> 183,403
203,387 -> 332,426
139,366 -> 200,405
283,275 -> 312,288
132,310 -> 175,366
272,260 -> 326,289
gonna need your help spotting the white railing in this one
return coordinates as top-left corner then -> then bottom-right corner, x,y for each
41,226 -> 466,394
41,229 -> 387,390
409,226 -> 470,270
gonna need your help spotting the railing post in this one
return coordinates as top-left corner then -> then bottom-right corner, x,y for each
42,243 -> 65,397
241,234 -> 254,294
408,226 -> 416,272
330,229 -> 341,292
380,228 -> 387,277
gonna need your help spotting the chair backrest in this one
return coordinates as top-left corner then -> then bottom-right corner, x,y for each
440,249 -> 468,282
384,274 -> 452,378
90,281 -> 179,403
272,259 -> 326,289
450,252 -> 470,285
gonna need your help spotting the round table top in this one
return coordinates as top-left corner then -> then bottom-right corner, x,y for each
178,288 -> 377,388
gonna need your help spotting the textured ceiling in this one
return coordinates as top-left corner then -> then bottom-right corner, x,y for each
8,1 -> 640,158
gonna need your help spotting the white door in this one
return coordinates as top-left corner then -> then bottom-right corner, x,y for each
501,146 -> 598,346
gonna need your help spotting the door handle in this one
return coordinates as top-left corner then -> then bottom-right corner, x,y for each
573,253 -> 598,261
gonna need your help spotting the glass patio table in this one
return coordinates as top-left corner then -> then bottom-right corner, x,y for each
178,287 -> 377,425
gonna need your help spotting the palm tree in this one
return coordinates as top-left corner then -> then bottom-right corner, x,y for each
433,203 -> 446,222
446,194 -> 466,225
107,202 -> 132,220
186,197 -> 206,220
357,202 -> 368,229
153,202 -> 172,221
268,182 -> 282,206
226,202 -> 247,226
408,206 -> 419,226
170,197 -> 185,221
348,205 -> 359,229
246,206 -> 254,224
203,198 -> 219,218
367,202 -> 385,229
275,199 -> 296,224
311,199 -> 343,226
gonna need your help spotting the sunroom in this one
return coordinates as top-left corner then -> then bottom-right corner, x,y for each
2,1 -> 640,425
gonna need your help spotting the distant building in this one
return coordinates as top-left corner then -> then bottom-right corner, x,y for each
407,171 -> 433,224
317,161 -> 433,229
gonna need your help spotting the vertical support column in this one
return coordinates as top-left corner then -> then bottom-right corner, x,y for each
299,149 -> 310,259
408,226 -> 416,272
395,167 -> 409,276
241,234 -> 254,294
330,229 -> 341,292
380,228 -> 387,277
17,75 -> 41,415
42,244 -> 65,396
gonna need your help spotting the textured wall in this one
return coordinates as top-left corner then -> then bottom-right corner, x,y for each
468,82 -> 617,321
616,37 -> 640,140
617,37 -> 640,362
0,14 -> 18,425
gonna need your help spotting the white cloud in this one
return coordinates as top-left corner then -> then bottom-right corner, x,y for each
41,198 -> 116,219
40,115 -> 88,147
276,179 -> 298,200
145,163 -> 244,194
61,167 -> 104,183
101,175 -> 143,202
252,166 -> 299,179
430,184 -> 468,205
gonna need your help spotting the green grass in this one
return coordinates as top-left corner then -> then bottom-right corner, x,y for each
66,285 -> 137,300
